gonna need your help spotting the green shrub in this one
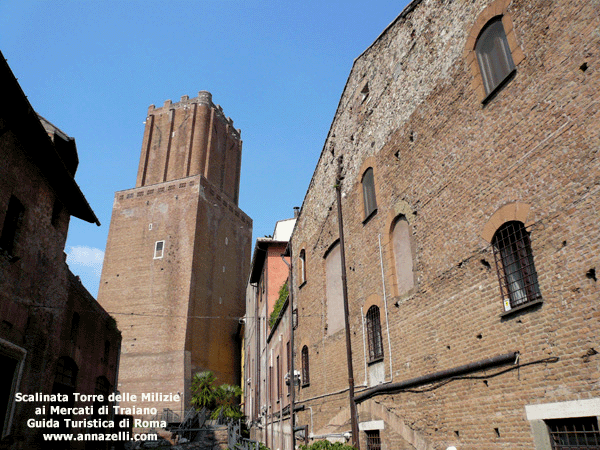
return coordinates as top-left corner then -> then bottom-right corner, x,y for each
269,281 -> 288,328
299,440 -> 356,450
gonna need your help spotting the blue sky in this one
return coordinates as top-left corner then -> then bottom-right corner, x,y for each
1,1 -> 409,296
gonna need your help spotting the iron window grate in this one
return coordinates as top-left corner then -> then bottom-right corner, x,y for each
492,221 -> 541,310
366,305 -> 384,362
547,417 -> 600,449
366,430 -> 381,450
301,346 -> 310,386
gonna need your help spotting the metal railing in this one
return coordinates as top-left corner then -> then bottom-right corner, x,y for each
228,420 -> 261,450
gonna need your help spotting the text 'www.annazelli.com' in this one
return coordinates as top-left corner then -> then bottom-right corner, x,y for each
42,432 -> 158,442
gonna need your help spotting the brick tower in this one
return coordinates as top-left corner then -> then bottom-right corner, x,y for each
98,91 -> 252,418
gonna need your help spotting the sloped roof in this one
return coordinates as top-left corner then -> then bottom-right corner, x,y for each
0,51 -> 99,225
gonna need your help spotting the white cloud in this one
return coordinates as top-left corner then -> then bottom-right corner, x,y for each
66,246 -> 105,277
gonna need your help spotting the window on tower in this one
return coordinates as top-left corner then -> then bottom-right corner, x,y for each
154,240 -> 165,259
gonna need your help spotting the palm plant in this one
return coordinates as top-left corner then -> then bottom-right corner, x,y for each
210,383 -> 243,420
191,371 -> 216,410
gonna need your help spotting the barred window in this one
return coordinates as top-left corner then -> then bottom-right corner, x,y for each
301,346 -> 310,387
492,221 -> 541,311
546,417 -> 600,449
366,305 -> 384,362
476,17 -> 515,97
362,167 -> 377,220
366,430 -> 382,450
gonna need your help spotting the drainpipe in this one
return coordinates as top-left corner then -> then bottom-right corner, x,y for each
282,246 -> 295,450
113,337 -> 122,424
252,282 -> 260,427
335,155 -> 360,450
265,258 -> 270,449
360,307 -> 368,386
355,352 -> 518,403
377,234 -> 393,382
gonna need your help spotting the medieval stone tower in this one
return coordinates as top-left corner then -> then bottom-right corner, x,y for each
98,91 -> 252,416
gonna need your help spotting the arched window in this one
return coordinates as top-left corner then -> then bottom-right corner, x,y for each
492,221 -> 541,310
362,167 -> 377,220
366,306 -> 384,362
476,16 -> 515,97
299,249 -> 306,285
301,346 -> 310,387
391,215 -> 415,295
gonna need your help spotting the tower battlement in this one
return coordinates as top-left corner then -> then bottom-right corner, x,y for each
137,91 -> 243,205
147,91 -> 241,137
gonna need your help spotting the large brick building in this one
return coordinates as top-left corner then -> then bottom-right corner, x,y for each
287,0 -> 600,449
0,53 -> 121,450
98,92 -> 252,418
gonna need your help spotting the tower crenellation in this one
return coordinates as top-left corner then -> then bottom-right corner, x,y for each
136,90 -> 242,205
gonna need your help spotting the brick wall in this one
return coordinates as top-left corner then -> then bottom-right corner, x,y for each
99,174 -> 252,417
0,57 -> 119,449
291,0 -> 600,448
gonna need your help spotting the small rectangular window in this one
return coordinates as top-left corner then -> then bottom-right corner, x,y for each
366,430 -> 382,450
103,341 -> 110,364
154,240 -> 165,259
286,341 -> 291,394
546,417 -> 600,449
278,355 -> 282,400
0,196 -> 25,256
70,312 -> 80,343
299,249 -> 307,286
51,199 -> 63,228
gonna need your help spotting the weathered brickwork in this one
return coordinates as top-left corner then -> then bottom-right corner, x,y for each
290,0 -> 600,449
136,91 -> 243,205
98,93 -> 252,421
